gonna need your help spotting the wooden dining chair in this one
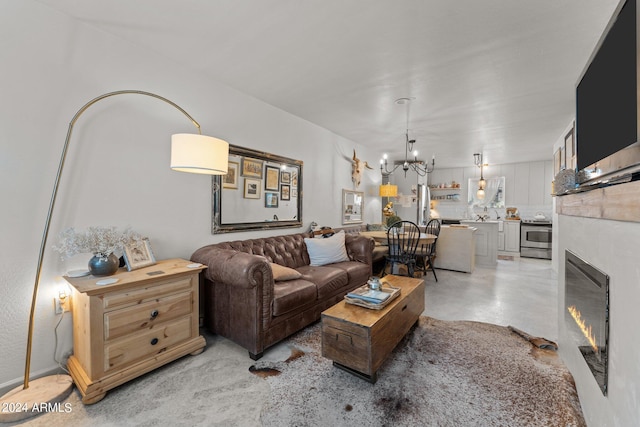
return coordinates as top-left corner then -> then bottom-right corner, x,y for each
381,220 -> 421,278
417,218 -> 441,281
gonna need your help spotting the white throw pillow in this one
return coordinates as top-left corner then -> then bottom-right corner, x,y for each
304,230 -> 350,266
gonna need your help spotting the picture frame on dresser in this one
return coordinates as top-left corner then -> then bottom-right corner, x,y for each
123,238 -> 156,271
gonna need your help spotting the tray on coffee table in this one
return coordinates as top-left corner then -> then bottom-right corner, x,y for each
344,283 -> 401,310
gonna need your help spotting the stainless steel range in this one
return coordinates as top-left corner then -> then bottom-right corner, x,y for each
520,219 -> 552,259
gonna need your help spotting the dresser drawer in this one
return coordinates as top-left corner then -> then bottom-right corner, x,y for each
103,276 -> 194,310
104,316 -> 192,372
104,291 -> 193,341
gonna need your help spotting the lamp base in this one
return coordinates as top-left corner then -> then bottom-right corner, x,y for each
0,374 -> 73,423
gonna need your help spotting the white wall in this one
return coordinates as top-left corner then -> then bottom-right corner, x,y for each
557,214 -> 640,427
0,1 -> 380,391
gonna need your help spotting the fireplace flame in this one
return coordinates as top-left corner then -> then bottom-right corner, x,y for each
568,305 -> 598,354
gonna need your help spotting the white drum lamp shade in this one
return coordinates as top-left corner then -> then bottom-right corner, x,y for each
171,134 -> 229,175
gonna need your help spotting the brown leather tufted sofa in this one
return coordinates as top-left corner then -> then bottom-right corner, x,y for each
191,232 -> 374,359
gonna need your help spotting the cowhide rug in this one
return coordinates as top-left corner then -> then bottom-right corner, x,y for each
251,317 -> 585,427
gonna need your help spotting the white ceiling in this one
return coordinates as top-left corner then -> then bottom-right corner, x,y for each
37,0 -> 621,168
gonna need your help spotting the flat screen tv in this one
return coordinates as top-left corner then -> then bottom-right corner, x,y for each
576,0 -> 640,186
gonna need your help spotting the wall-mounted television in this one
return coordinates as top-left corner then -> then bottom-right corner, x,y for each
576,0 -> 640,186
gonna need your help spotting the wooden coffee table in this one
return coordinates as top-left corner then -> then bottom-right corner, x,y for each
321,275 -> 425,383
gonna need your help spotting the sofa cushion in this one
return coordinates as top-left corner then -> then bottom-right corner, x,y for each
270,262 -> 302,281
297,265 -> 349,300
330,261 -> 371,287
272,279 -> 317,316
303,230 -> 350,266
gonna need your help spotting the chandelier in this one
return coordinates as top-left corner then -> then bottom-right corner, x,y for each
380,98 -> 435,177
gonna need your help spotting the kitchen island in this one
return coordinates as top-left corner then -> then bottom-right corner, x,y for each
461,220 -> 499,266
433,225 -> 477,273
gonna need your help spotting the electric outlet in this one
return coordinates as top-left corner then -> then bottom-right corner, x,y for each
54,296 -> 71,314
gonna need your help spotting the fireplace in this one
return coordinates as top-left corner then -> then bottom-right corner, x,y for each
564,250 -> 610,395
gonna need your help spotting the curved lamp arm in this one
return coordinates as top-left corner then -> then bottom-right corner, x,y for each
23,90 -> 228,389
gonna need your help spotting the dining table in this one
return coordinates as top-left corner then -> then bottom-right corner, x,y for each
360,230 -> 437,245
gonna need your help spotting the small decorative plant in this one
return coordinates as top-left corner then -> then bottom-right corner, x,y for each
54,226 -> 142,261
386,215 -> 402,228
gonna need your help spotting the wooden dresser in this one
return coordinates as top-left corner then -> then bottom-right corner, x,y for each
63,258 -> 206,404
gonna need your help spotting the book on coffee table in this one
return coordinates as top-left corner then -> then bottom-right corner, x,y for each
347,288 -> 391,304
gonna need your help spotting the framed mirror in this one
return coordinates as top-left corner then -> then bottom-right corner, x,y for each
212,144 -> 303,233
342,189 -> 364,224
468,176 -> 505,208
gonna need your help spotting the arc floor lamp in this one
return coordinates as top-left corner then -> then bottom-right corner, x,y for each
0,90 -> 229,422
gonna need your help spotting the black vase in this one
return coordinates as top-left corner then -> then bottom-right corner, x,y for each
88,253 -> 120,276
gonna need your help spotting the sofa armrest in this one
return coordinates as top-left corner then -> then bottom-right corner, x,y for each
191,245 -> 275,356
344,234 -> 374,266
191,246 -> 272,289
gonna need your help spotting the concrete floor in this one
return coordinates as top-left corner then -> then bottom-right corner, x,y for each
423,256 -> 558,341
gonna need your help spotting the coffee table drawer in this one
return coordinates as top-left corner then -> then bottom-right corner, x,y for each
322,324 -> 370,374
370,285 -> 424,371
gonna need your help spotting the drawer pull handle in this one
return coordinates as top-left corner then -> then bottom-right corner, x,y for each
150,310 -> 159,319
150,338 -> 159,346
402,304 -> 408,311
335,333 -> 353,345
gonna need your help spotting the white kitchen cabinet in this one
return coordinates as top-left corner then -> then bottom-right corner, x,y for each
498,220 -> 520,254
498,220 -> 505,251
504,221 -> 520,253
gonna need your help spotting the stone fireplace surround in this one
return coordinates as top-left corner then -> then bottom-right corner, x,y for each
557,185 -> 640,426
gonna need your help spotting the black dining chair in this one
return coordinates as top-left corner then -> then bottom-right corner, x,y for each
381,220 -> 421,278
417,218 -> 441,281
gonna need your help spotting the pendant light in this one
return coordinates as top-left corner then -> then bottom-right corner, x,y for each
474,153 -> 486,199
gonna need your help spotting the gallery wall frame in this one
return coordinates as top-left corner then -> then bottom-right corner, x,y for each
223,161 -> 239,189
241,157 -> 264,178
265,165 -> 280,190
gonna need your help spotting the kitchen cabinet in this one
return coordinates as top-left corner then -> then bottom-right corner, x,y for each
498,220 -> 520,253
504,221 -> 520,253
